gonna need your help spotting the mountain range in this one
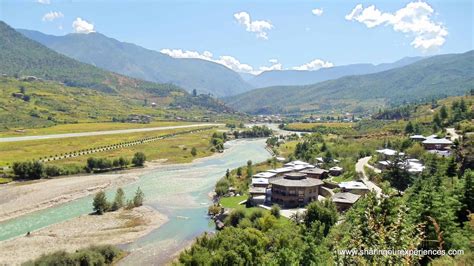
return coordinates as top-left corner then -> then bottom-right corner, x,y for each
18,29 -> 252,97
0,20 -> 232,129
246,57 -> 424,88
225,51 -> 474,114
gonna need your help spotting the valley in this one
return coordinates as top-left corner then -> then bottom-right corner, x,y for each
0,1 -> 473,264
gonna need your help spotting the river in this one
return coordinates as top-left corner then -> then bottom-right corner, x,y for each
0,138 -> 271,264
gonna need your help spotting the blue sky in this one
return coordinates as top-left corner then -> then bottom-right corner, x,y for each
1,0 -> 472,74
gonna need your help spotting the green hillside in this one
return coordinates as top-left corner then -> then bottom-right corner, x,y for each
19,29 -> 253,97
0,21 -> 236,129
225,51 -> 474,114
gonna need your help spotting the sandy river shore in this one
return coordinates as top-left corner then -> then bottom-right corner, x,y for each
0,160 -> 169,223
0,205 -> 167,265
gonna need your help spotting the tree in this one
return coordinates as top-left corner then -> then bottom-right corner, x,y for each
192,89 -> 197,97
225,169 -> 230,179
405,121 -> 414,134
132,152 -> 146,166
87,157 -> 97,172
133,187 -> 145,207
111,188 -> 125,211
304,200 -> 338,236
433,113 -> 442,130
440,105 -> 448,120
236,167 -> 242,177
446,156 -> 458,178
118,157 -> 129,168
246,160 -> 253,177
93,191 -> 109,215
191,147 -> 197,157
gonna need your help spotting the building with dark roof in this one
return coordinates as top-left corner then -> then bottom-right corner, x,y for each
331,192 -> 361,211
270,172 -> 324,208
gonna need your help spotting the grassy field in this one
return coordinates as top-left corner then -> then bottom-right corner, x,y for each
0,121 -> 195,137
0,127 -> 217,167
220,195 -> 248,208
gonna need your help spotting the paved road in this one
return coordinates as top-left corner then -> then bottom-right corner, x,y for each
356,156 -> 383,197
0,123 -> 221,143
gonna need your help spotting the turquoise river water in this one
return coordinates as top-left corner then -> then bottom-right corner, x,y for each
0,138 -> 271,265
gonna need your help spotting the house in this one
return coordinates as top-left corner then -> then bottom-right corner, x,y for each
410,135 -> 426,142
253,172 -> 277,179
301,168 -> 329,179
339,181 -> 369,195
268,167 -> 295,176
332,192 -> 361,211
376,148 -> 405,159
329,166 -> 343,176
249,187 -> 268,205
251,178 -> 270,188
270,172 -> 324,208
422,138 -> 453,150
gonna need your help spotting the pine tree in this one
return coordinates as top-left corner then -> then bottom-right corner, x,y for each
111,188 -> 125,211
405,121 -> 414,134
133,187 -> 145,207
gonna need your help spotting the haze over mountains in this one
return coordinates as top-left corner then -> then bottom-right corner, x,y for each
226,51 -> 474,114
246,57 -> 424,88
18,29 -> 252,97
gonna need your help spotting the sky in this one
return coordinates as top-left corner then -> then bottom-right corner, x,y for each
1,0 -> 473,74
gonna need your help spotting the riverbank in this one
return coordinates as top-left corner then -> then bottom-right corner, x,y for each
0,165 -> 150,223
0,206 -> 167,265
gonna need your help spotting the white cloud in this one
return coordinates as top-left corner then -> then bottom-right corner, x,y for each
292,59 -> 334,71
72,17 -> 95,34
345,1 -> 448,51
42,11 -> 63,22
37,0 -> 50,5
160,49 -> 254,73
161,49 -> 335,74
312,8 -> 324,16
233,11 -> 273,40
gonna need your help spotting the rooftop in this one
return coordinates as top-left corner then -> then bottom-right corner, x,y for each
268,167 -> 295,174
252,178 -> 270,185
270,173 -> 324,187
249,187 -> 267,194
253,172 -> 276,179
422,138 -> 453,145
339,181 -> 368,190
332,192 -> 361,204
301,168 -> 329,175
376,148 -> 405,156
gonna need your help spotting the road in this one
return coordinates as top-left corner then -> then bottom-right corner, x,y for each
446,128 -> 460,141
0,123 -> 221,143
356,156 -> 383,197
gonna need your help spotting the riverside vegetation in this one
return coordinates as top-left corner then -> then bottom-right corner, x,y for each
178,95 -> 473,265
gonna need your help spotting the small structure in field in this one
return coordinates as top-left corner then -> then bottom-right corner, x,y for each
329,166 -> 343,176
301,168 -> 329,179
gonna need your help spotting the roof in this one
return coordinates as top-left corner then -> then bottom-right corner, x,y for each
339,181 -> 368,190
270,174 -> 324,187
410,135 -> 426,139
376,148 -> 404,156
268,167 -> 294,174
253,172 -> 276,178
330,166 -> 343,171
332,192 -> 361,204
301,168 -> 329,175
252,178 -> 269,185
249,187 -> 267,194
422,138 -> 453,145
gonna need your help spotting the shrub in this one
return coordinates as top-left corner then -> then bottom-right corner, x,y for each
132,152 -> 146,166
133,187 -> 145,207
270,205 -> 281,218
93,191 -> 109,215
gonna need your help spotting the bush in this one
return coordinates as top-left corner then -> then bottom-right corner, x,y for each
132,152 -> 146,166
111,188 -> 125,211
25,245 -> 122,265
270,205 -> 281,218
191,147 -> 197,156
12,161 -> 44,179
225,209 -> 246,227
93,191 -> 109,215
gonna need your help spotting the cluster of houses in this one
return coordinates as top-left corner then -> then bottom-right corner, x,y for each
375,148 -> 425,173
410,134 -> 454,157
248,160 -> 368,212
